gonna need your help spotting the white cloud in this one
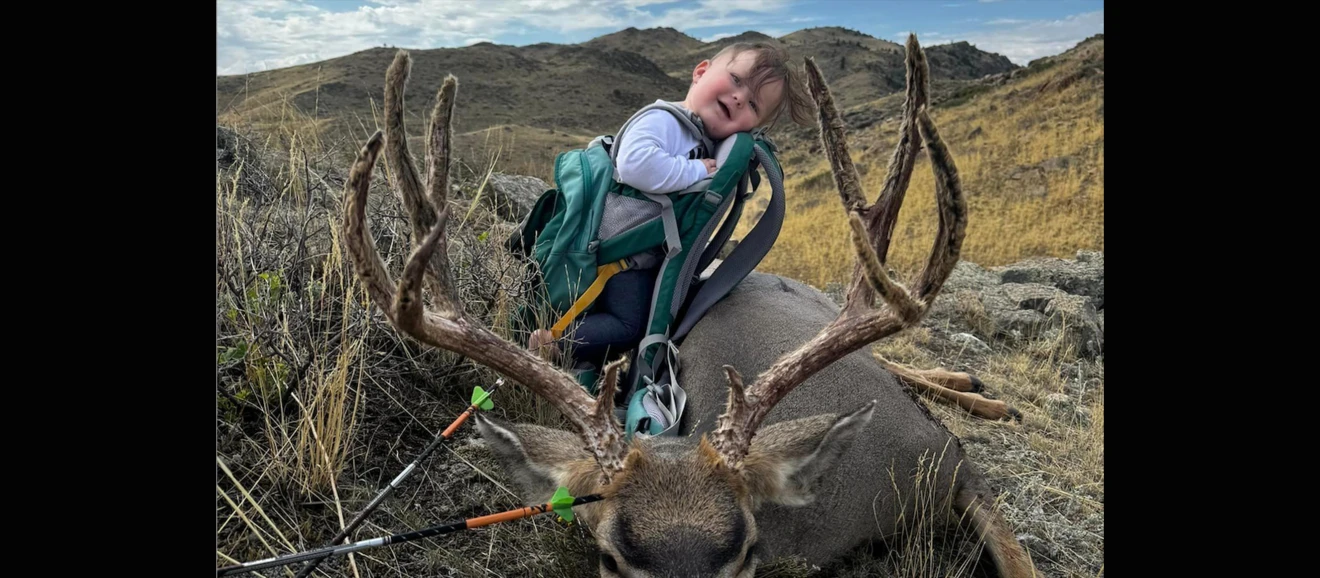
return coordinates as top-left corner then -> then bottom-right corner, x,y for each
219,1 -> 614,74
702,33 -> 734,42
218,0 -> 797,75
954,10 -> 1103,64
893,10 -> 1102,64
217,1 -> 1098,75
705,0 -> 791,12
639,0 -> 790,31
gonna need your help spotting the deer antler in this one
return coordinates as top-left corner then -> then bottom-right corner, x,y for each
342,51 -> 628,482
710,34 -> 967,469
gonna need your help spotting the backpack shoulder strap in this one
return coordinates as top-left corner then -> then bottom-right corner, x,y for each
671,141 -> 784,345
608,101 -> 715,171
605,101 -> 714,261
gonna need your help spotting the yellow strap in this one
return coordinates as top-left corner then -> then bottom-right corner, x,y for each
549,259 -> 630,339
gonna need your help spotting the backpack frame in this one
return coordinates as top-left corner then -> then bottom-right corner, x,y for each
507,102 -> 786,438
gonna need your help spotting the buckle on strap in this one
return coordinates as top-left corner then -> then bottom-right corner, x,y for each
702,191 -> 722,211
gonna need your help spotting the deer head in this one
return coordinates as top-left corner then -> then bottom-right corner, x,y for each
342,33 -> 964,577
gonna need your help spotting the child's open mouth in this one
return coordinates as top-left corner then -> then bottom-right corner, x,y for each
719,101 -> 730,119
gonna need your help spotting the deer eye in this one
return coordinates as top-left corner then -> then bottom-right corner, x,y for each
600,552 -> 620,574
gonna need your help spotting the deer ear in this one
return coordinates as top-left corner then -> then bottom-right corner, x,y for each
741,401 -> 876,507
474,414 -> 594,502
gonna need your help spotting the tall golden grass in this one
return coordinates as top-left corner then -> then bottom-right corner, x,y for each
754,61 -> 1103,288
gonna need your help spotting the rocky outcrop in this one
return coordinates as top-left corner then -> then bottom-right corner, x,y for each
931,250 -> 1104,359
464,173 -> 551,222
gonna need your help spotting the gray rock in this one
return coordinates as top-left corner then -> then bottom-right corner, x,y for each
951,332 -> 992,353
1045,293 -> 1103,358
1075,249 -> 1103,265
822,281 -> 846,306
944,260 -> 1002,293
974,283 -> 1103,358
473,173 -> 551,222
1001,283 -> 1062,312
994,252 -> 1104,309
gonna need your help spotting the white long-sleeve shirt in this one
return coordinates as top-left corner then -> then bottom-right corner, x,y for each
614,102 -> 711,195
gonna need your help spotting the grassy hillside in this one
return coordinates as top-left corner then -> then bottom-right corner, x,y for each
754,36 -> 1104,288
217,26 -> 1019,145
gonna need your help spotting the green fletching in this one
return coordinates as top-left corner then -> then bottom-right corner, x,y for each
471,386 -> 494,410
550,486 -> 575,523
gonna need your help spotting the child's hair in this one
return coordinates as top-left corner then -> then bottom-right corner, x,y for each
708,42 -> 815,132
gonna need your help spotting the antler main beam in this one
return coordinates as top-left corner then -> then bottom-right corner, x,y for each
710,34 -> 967,468
341,51 -> 628,481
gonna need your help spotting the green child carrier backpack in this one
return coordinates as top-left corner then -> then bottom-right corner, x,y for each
506,101 -> 787,439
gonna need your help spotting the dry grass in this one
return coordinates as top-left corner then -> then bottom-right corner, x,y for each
862,447 -> 992,578
751,57 -> 1104,289
216,48 -> 1102,577
872,306 -> 1104,577
217,101 -> 610,576
452,124 -> 598,184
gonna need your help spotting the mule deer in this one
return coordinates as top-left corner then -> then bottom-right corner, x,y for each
342,34 -> 1038,578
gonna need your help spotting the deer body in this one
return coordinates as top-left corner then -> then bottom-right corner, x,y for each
677,271 -> 978,567
477,271 -> 1017,577
343,35 -> 1039,577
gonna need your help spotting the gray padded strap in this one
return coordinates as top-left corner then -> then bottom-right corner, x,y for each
630,332 -> 672,391
609,101 -> 715,173
698,172 -> 749,275
643,190 -> 683,258
638,340 -> 685,435
636,333 -> 671,357
671,143 -> 784,344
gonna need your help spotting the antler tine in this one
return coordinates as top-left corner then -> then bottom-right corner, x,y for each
343,132 -> 397,311
911,106 -> 966,301
395,202 -> 449,333
595,357 -> 627,424
710,35 -> 966,468
804,57 -> 868,218
427,75 -> 457,215
343,50 -> 628,482
384,51 -> 460,316
422,74 -> 464,315
715,366 -> 750,470
845,33 -> 931,311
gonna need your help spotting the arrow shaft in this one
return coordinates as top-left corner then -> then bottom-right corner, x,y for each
218,494 -> 604,576
287,381 -> 501,578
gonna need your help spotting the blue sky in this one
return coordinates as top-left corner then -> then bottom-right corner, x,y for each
217,0 -> 1104,76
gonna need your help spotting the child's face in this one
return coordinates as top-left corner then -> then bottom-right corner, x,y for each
684,50 -> 785,140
